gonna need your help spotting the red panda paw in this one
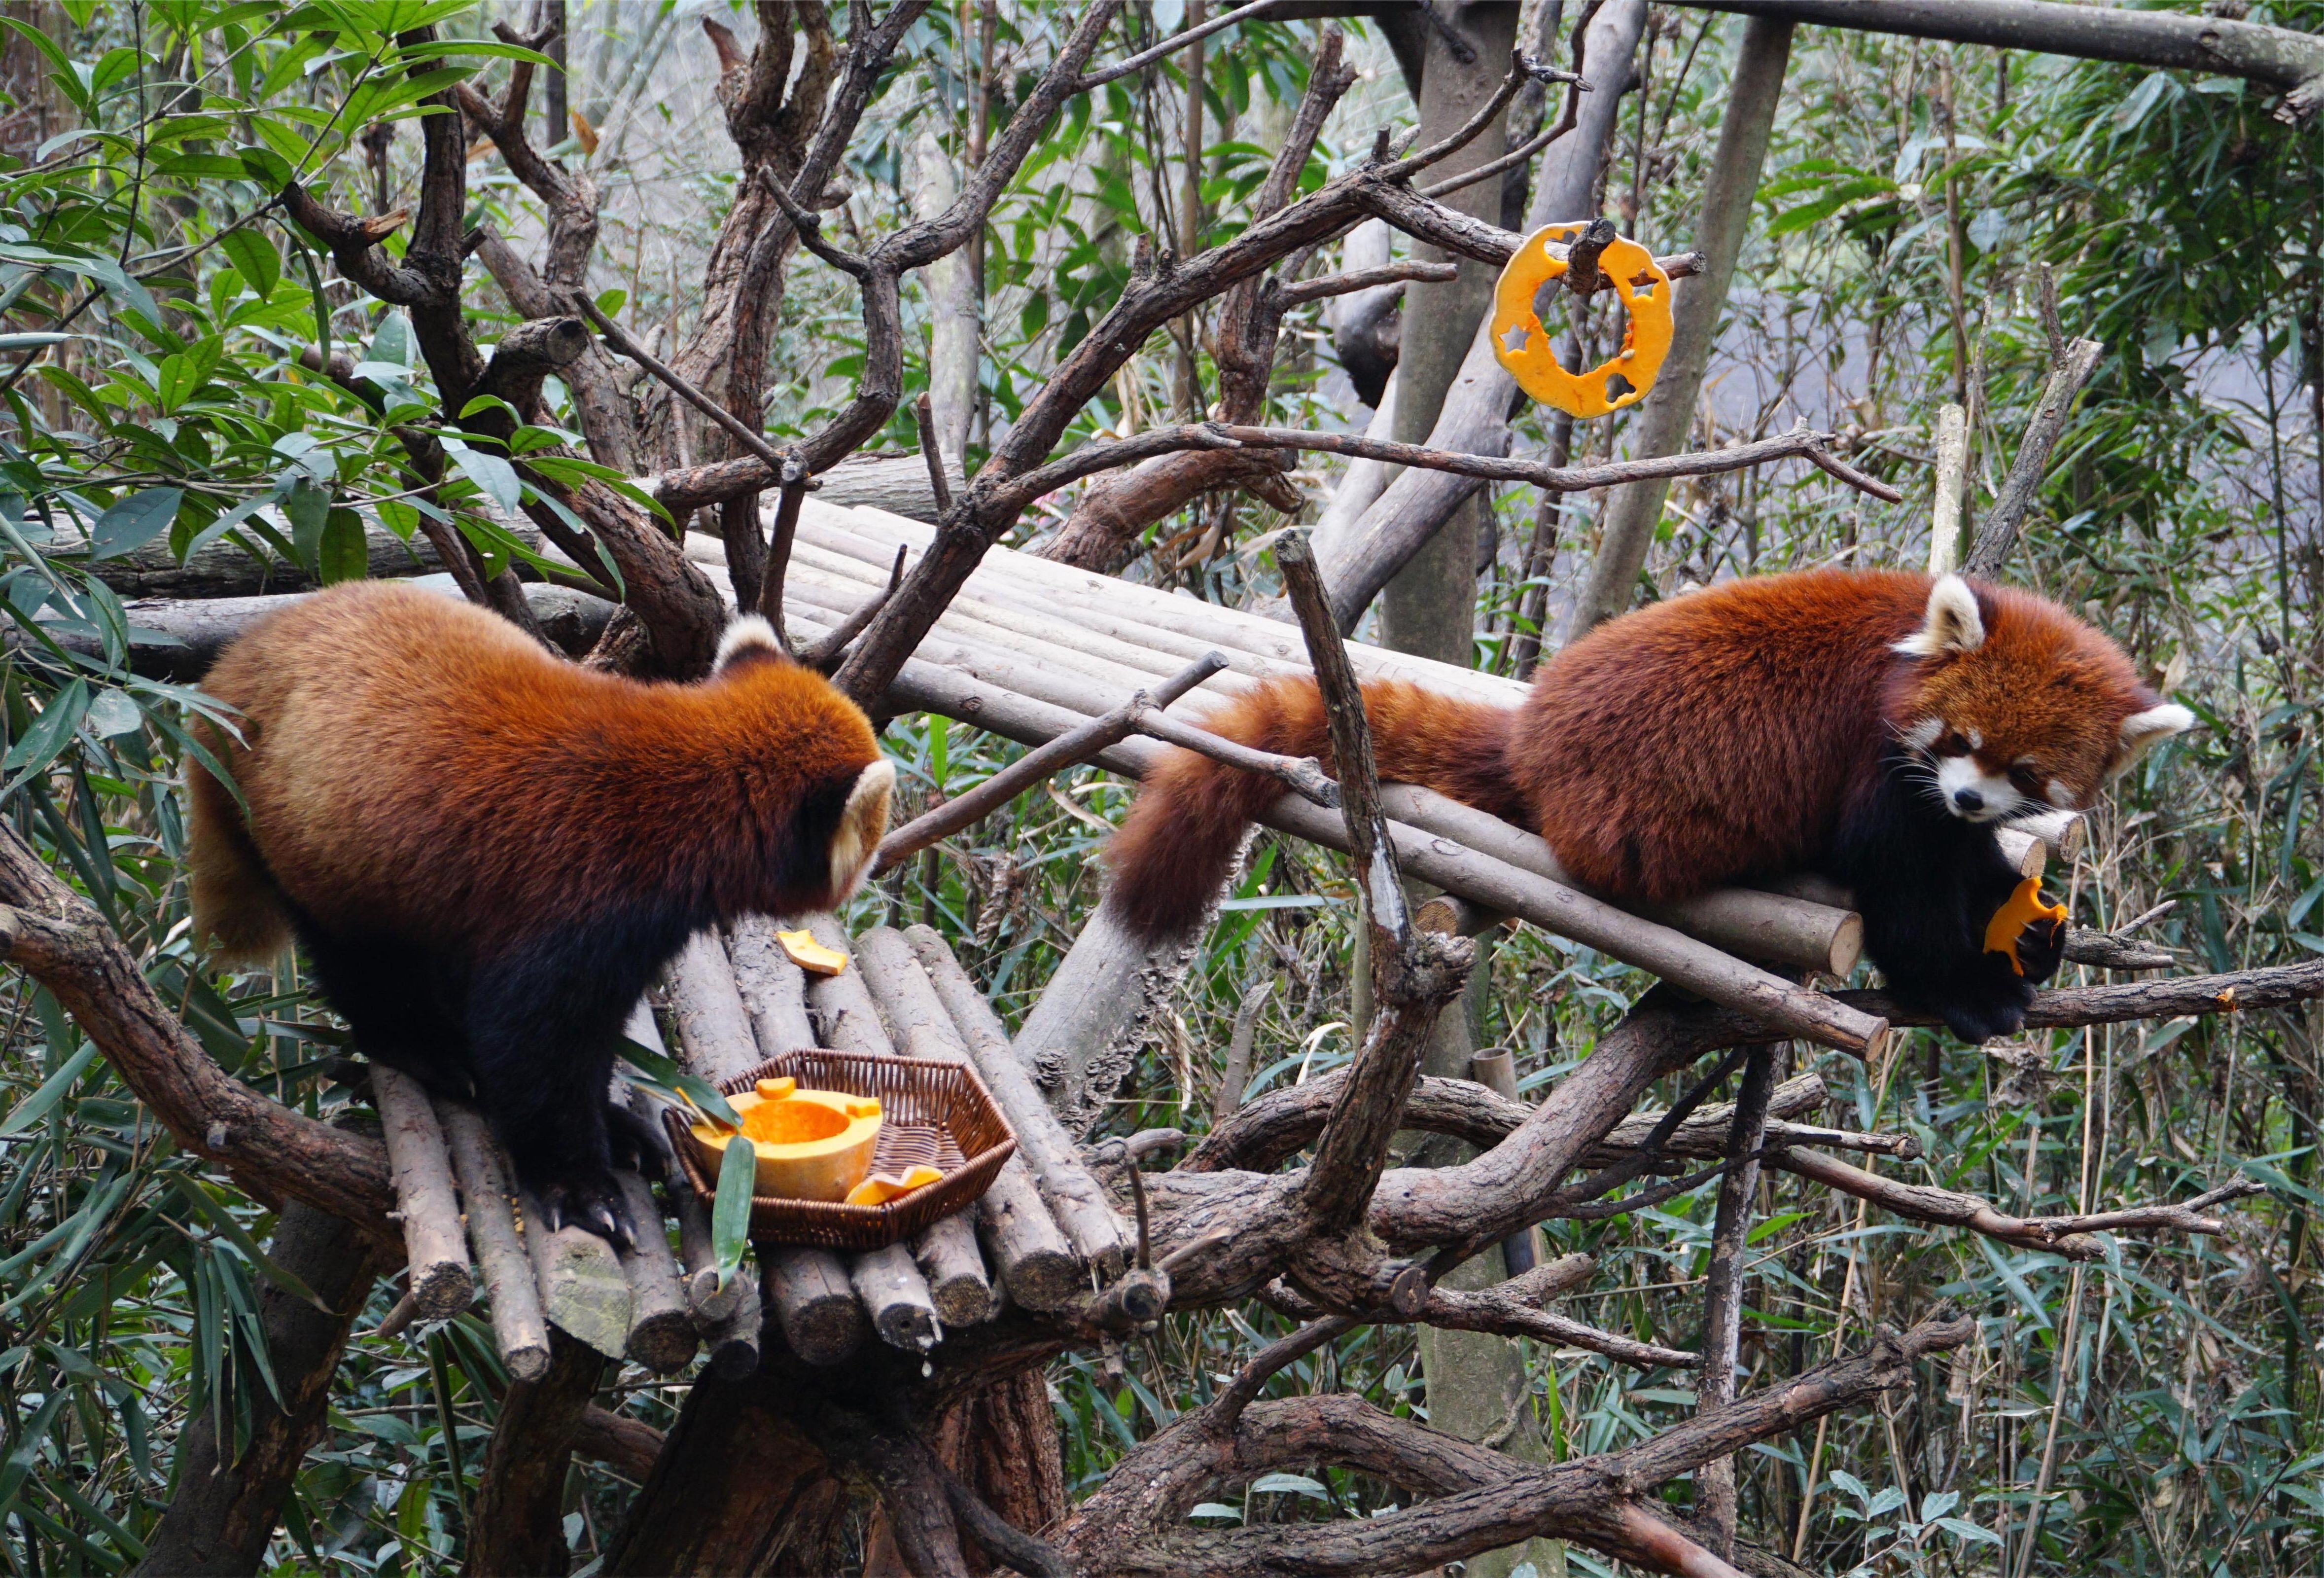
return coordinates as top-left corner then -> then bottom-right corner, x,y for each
541,1172 -> 636,1252
2015,914 -> 2068,984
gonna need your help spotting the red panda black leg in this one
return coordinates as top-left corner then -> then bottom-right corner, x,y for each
1834,757 -> 2045,1042
463,946 -> 669,1251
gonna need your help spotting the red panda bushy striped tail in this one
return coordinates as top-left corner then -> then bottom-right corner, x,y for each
1105,675 -> 1523,940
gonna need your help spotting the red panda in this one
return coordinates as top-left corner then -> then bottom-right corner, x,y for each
1109,571 -> 2193,1041
186,581 -> 894,1243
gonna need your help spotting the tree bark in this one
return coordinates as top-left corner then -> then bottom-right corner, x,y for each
462,1327 -> 603,1578
1664,0 -> 2324,123
1378,1 -> 1519,666
1569,18 -> 1793,636
133,1203 -> 389,1578
602,1370 -> 852,1577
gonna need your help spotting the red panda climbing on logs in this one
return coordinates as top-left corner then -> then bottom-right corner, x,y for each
1108,571 -> 2193,1042
186,581 -> 894,1245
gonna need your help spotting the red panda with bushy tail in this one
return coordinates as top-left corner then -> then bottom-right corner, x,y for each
1109,571 -> 2192,1041
187,582 -> 894,1244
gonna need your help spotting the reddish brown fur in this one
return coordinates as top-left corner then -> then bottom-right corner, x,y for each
188,581 -> 884,965
1108,675 -> 1522,938
1107,570 -> 2164,937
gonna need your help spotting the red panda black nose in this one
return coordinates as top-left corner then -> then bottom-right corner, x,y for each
1953,789 -> 1984,813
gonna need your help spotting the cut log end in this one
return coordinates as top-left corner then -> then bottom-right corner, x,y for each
997,1247 -> 1087,1316
765,1247 -> 867,1366
1829,912 -> 1864,978
624,1307 -> 701,1375
408,1260 -> 477,1323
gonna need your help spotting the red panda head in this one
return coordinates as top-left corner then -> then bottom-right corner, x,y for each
1887,574 -> 2193,826
711,615 -> 894,906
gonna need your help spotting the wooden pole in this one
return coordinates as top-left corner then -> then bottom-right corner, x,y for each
797,913 -> 976,1345
371,1065 -> 475,1322
612,1169 -> 700,1374
849,927 -> 999,1327
661,929 -> 868,1359
518,1186 -> 633,1360
903,927 -> 1095,1313
437,1100 -> 553,1382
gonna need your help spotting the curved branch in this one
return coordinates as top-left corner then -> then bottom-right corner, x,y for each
0,826 -> 395,1235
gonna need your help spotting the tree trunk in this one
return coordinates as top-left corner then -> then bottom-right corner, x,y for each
1568,18 -> 1793,636
134,1203 -> 389,1578
601,1364 -> 852,1577
1377,0 -> 1520,666
462,1327 -> 604,1578
916,129 -> 978,463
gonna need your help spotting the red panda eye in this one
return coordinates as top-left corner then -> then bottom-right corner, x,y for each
1937,732 -> 1968,756
2010,766 -> 2043,794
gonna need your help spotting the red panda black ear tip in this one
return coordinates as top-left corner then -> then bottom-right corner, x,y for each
714,614 -> 789,674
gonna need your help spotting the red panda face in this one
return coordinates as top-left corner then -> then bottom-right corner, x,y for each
1890,575 -> 2193,825
712,615 -> 893,906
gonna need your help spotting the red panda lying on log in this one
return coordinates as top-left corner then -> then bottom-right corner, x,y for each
185,582 -> 894,1244
1109,571 -> 2193,1042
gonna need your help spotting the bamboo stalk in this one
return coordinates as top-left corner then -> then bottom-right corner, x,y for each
1382,786 -> 1863,976
437,1100 -> 552,1382
778,520 -> 1870,976
371,1065 -> 475,1321
900,926 -> 1088,1314
797,914 -> 981,1342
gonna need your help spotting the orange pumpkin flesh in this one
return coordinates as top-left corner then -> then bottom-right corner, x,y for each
692,1080 -> 882,1201
1982,877 -> 2069,977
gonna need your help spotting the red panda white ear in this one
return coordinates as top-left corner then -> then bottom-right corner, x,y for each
828,759 -> 896,900
1891,574 -> 1985,658
714,615 -> 787,674
2112,703 -> 2194,776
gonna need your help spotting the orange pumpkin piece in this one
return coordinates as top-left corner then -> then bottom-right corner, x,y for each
775,929 -> 850,976
690,1083 -> 882,1200
1982,877 -> 2069,977
845,1164 -> 945,1208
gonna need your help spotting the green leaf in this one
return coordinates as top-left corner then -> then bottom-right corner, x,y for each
84,689 -> 141,739
88,488 -> 183,560
317,507 -> 368,584
236,143 -> 293,188
711,1131 -> 756,1287
282,480 -> 329,573
3,680 -> 89,784
445,444 -> 522,513
217,226 -> 280,301
617,1037 -> 739,1128
180,494 -> 273,561
0,1044 -> 98,1137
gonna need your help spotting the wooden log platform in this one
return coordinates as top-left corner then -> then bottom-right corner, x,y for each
671,498 -> 2081,1054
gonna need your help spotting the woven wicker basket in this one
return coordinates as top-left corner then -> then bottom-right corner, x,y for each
665,1049 -> 1016,1250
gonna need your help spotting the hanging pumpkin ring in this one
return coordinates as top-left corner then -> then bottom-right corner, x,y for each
1490,221 -> 1674,419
